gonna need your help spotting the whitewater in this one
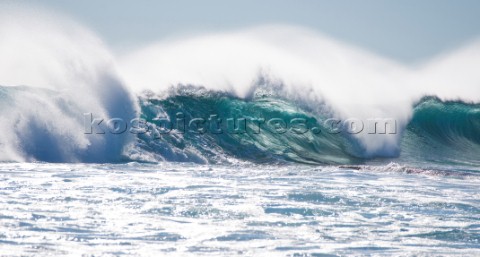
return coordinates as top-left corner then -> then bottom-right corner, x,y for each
0,7 -> 480,256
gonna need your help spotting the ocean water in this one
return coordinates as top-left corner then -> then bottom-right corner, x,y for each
2,8 -> 480,256
2,64 -> 480,257
0,162 -> 479,256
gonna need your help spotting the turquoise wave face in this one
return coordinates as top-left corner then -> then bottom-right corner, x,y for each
137,87 -> 360,164
136,88 -> 480,166
401,97 -> 480,166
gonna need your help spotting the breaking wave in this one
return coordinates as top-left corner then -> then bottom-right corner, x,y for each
1,6 -> 479,166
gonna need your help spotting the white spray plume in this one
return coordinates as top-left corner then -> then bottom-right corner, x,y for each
0,6 -> 138,162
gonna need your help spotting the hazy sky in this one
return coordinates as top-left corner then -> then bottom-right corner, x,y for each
16,0 -> 480,63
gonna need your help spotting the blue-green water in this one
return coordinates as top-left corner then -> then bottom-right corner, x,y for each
136,88 -> 480,167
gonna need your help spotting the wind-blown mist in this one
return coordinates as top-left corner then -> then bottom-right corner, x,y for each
0,9 -> 138,162
1,7 -> 479,164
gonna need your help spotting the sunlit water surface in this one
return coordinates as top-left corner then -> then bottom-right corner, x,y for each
0,163 -> 479,256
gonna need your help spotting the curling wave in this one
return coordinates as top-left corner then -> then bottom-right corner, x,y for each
1,6 -> 480,166
127,86 -> 480,165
